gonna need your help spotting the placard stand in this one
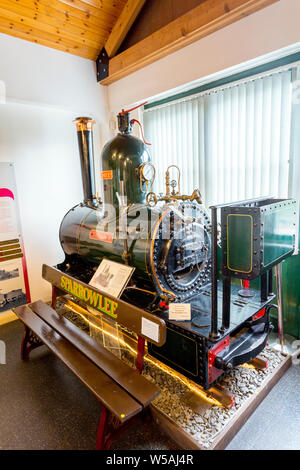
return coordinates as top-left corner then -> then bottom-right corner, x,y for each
0,163 -> 31,313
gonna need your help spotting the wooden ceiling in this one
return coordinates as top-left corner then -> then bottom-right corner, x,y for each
0,0 -> 280,83
0,0 -> 128,60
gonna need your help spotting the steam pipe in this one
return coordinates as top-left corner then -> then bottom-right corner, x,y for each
74,117 -> 97,207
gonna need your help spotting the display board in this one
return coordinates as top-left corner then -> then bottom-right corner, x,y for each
0,163 -> 30,312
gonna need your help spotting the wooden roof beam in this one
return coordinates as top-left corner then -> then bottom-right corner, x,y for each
100,0 -> 279,85
105,0 -> 146,58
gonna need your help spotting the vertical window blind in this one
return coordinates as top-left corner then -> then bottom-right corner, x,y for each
143,69 -> 293,208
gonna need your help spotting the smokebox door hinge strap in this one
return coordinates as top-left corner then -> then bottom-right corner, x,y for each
96,48 -> 109,82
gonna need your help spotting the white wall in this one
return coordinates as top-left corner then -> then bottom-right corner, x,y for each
107,0 -> 300,112
0,33 -> 103,114
1,0 -> 299,310
0,34 -> 108,306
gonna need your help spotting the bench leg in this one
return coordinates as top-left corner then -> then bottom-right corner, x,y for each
51,286 -> 57,309
96,406 -> 152,450
136,336 -> 145,374
96,404 -> 108,450
21,325 -> 43,360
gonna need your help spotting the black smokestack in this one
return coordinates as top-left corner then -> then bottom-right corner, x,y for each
74,117 -> 97,207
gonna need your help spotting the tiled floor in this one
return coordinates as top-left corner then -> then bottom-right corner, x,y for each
0,320 -> 299,450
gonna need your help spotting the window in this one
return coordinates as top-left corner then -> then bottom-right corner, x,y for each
143,68 -> 295,208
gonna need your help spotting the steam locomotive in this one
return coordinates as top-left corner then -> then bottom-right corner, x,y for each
45,110 -> 296,390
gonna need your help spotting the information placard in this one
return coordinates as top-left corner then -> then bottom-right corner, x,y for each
141,317 -> 159,343
169,303 -> 191,321
89,258 -> 135,299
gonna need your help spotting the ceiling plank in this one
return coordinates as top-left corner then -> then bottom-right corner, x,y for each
0,5 -> 106,49
80,0 -> 127,11
7,0 -> 120,32
101,0 -> 279,85
0,16 -> 99,59
6,0 -> 112,36
59,0 -> 126,21
105,0 -> 146,58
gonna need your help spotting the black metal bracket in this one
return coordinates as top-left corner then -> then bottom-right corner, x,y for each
268,268 -> 273,296
221,275 -> 231,332
209,207 -> 220,341
215,321 -> 272,371
261,271 -> 268,302
96,48 -> 109,82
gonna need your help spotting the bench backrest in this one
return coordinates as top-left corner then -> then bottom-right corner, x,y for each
42,264 -> 166,347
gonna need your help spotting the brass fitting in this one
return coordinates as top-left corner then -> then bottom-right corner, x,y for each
73,117 -> 95,132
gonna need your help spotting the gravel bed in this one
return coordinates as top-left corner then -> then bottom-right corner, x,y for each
55,299 -> 90,332
142,348 -> 283,448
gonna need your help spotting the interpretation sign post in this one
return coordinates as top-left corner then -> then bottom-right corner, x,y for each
0,163 -> 31,312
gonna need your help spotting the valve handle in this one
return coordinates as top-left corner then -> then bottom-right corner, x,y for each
146,192 -> 157,207
118,101 -> 147,115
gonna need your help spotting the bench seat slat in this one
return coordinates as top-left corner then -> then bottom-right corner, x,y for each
29,300 -> 159,407
15,305 -> 142,423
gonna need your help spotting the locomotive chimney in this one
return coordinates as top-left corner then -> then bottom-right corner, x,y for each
73,117 -> 97,207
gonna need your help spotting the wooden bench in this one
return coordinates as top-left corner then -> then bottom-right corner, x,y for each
13,300 -> 160,450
